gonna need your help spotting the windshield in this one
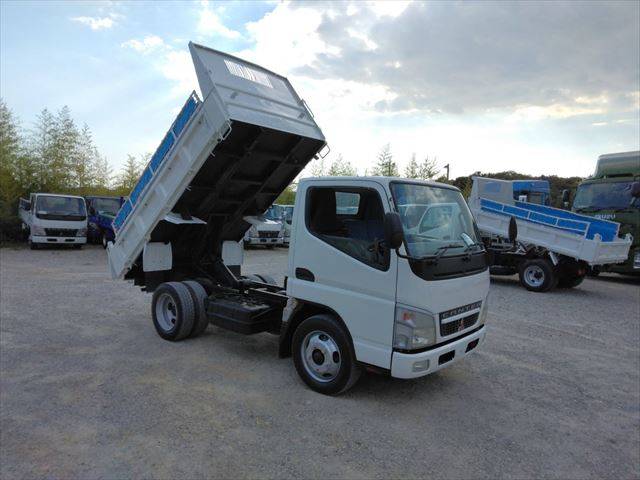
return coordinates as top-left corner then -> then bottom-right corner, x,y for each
91,198 -> 121,216
391,183 -> 480,258
573,181 -> 637,211
36,196 -> 86,220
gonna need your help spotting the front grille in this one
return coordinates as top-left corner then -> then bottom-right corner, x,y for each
259,231 -> 279,239
440,313 -> 479,337
45,228 -> 77,237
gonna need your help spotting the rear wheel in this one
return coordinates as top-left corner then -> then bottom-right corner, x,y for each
518,258 -> 557,292
183,280 -> 209,337
558,274 -> 585,288
101,232 -> 109,249
292,314 -> 361,395
151,282 -> 195,341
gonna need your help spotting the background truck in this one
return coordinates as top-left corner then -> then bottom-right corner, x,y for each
107,43 -> 490,395
572,151 -> 640,276
470,177 -> 632,292
85,196 -> 125,248
242,211 -> 283,248
19,193 -> 87,249
270,204 -> 294,245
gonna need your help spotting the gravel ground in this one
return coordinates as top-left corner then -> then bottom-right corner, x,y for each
1,245 -> 639,479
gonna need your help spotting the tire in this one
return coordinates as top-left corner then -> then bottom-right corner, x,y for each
151,282 -> 195,341
518,258 -> 557,292
587,266 -> 601,277
195,277 -> 215,295
101,232 -> 108,249
558,274 -> 585,289
292,314 -> 361,395
183,280 -> 209,337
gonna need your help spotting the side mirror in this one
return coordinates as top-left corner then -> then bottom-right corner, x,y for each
631,182 -> 640,198
384,212 -> 405,250
508,217 -> 518,244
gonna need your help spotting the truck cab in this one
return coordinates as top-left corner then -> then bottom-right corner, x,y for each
19,193 -> 88,249
512,180 -> 551,205
286,177 -> 489,382
572,151 -> 640,275
85,196 -> 125,248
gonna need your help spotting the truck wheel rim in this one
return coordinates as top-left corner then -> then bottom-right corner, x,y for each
301,330 -> 342,383
156,293 -> 178,332
524,265 -> 545,287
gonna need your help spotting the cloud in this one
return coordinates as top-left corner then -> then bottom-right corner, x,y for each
121,35 -> 165,54
289,1 -> 639,117
70,14 -> 117,30
197,0 -> 241,39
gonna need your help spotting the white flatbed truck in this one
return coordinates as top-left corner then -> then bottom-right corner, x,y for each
108,43 -> 490,394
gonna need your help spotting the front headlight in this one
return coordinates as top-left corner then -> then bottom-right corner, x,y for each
31,225 -> 46,236
77,228 -> 87,237
393,305 -> 436,350
478,299 -> 488,326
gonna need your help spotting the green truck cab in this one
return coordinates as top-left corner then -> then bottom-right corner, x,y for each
572,151 -> 640,275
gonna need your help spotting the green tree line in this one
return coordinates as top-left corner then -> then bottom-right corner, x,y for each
0,99 -> 149,241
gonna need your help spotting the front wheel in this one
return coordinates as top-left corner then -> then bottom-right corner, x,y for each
518,258 -> 557,292
292,314 -> 361,395
101,232 -> 109,249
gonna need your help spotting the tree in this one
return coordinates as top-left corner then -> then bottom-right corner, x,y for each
0,99 -> 22,219
404,153 -> 420,179
372,143 -> 398,176
92,155 -> 113,192
276,184 -> 296,204
116,154 -> 142,193
327,154 -> 356,176
309,156 -> 326,177
419,156 -> 439,179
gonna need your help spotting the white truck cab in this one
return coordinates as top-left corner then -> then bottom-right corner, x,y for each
107,43 -> 489,395
19,193 -> 88,249
286,177 -> 488,383
242,214 -> 284,248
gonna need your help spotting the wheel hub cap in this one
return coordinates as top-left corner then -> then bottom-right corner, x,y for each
156,293 -> 178,332
524,265 -> 545,287
301,331 -> 341,383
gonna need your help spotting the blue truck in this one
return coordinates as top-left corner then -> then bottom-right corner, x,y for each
85,196 -> 125,248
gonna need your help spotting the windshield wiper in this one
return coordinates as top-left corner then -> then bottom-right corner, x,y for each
429,243 -> 464,265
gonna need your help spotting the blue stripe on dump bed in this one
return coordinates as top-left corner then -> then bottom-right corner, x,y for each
515,201 -> 618,241
112,92 -> 201,236
129,167 -> 153,206
172,95 -> 198,138
479,198 -> 620,242
113,200 -> 132,232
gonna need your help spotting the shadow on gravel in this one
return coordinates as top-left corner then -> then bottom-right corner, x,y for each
588,274 -> 640,286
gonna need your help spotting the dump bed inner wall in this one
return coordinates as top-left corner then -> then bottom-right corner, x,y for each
148,120 -> 324,260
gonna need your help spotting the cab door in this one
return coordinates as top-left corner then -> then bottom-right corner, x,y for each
288,180 -> 397,369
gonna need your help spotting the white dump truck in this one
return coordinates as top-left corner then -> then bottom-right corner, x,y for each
107,43 -> 490,394
469,177 -> 632,292
19,193 -> 88,249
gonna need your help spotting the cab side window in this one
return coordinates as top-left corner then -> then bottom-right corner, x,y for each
306,187 -> 388,270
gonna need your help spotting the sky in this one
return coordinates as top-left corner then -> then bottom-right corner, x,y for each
1,0 -> 639,179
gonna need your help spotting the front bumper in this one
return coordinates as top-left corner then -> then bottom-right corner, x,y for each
245,236 -> 283,245
32,236 -> 87,245
391,325 -> 486,379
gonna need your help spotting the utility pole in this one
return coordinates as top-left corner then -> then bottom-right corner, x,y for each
444,164 -> 450,180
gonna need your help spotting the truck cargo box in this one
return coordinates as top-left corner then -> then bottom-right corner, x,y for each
108,43 -> 326,282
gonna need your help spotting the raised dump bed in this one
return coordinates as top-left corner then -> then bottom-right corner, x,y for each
469,177 -> 632,266
108,43 -> 326,284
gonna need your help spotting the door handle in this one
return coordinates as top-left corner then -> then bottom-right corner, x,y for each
295,268 -> 315,282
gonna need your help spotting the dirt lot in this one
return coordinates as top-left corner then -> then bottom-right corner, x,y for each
1,245 -> 639,479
